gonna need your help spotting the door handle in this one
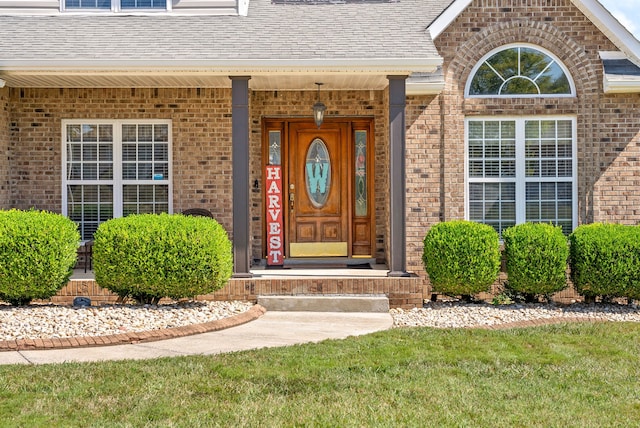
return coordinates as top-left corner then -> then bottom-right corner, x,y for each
289,192 -> 295,211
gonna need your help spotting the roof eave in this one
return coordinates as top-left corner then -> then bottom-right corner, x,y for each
603,77 -> 640,94
406,81 -> 445,95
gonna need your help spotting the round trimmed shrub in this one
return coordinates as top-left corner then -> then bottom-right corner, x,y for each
93,213 -> 232,304
0,209 -> 80,305
423,220 -> 501,298
570,223 -> 640,300
503,223 -> 569,300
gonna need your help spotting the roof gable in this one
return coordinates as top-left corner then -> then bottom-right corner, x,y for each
429,0 -> 640,66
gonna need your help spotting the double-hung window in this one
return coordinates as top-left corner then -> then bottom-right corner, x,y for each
62,120 -> 172,240
466,117 -> 576,236
63,0 -> 169,11
465,44 -> 577,236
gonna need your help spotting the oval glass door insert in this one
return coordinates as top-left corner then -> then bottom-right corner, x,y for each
305,138 -> 331,208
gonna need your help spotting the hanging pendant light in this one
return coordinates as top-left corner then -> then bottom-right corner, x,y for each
313,82 -> 327,128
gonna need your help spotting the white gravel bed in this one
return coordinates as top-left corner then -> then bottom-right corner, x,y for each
0,301 -> 254,341
391,302 -> 640,328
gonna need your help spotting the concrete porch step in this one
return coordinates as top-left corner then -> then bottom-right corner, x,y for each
257,295 -> 390,313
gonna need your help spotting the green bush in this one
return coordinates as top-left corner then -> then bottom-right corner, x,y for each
503,223 -> 569,300
569,223 -> 640,300
423,220 -> 501,298
93,213 -> 233,304
0,209 -> 79,305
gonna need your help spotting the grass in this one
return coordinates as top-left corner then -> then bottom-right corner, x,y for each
1,322 -> 639,427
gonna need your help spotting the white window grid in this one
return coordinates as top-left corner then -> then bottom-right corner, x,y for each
62,120 -> 172,240
465,43 -> 576,99
61,0 -> 171,12
465,117 -> 577,236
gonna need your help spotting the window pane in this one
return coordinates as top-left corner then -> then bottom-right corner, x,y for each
469,122 -> 484,139
138,125 -> 153,142
526,160 -> 539,177
541,160 -> 557,177
536,62 -> 571,95
83,164 -> 97,180
83,144 -> 97,162
268,131 -> 282,165
469,141 -> 483,158
82,124 -> 97,142
154,124 -> 169,142
123,163 -> 137,180
502,160 -> 516,177
138,144 -> 153,161
98,124 -> 113,142
558,160 -> 572,177
468,46 -> 572,96
154,144 -> 168,162
469,183 -> 484,200
520,47 -> 552,81
154,163 -> 169,179
67,124 -> 82,142
468,63 -> 503,95
66,184 -> 113,240
99,163 -> 113,180
122,125 -> 137,142
485,140 -> 499,157
486,49 -> 518,80
485,122 -> 500,139
122,144 -> 137,161
69,163 -> 82,180
557,121 -> 572,138
138,163 -> 153,180
501,78 -> 539,95
557,140 -> 572,157
354,130 -> 367,217
99,144 -> 113,161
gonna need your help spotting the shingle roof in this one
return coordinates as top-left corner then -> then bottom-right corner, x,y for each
0,0 -> 444,63
603,59 -> 640,78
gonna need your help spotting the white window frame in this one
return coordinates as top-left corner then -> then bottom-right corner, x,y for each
464,116 -> 578,234
465,43 -> 576,99
61,0 -> 172,12
62,119 -> 173,238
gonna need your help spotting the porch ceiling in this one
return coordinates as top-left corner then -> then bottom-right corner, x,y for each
0,72 -> 392,91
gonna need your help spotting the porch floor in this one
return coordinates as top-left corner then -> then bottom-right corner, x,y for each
70,264 -> 391,281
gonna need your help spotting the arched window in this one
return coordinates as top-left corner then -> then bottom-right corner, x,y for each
466,45 -> 574,97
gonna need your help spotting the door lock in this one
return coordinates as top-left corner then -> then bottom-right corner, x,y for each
289,191 -> 295,210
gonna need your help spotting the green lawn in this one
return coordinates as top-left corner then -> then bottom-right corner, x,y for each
1,322 -> 639,427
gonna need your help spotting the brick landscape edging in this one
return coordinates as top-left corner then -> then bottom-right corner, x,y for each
0,304 -> 267,352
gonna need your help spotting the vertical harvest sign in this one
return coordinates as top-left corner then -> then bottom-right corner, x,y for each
265,165 -> 284,265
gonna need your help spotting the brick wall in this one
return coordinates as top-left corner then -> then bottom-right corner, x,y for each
431,0 -> 640,227
592,93 -> 640,224
0,86 -> 10,208
400,0 -> 640,278
405,94 -> 442,273
8,87 -> 235,232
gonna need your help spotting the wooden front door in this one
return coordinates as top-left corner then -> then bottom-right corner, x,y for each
288,122 -> 349,257
263,118 -> 375,262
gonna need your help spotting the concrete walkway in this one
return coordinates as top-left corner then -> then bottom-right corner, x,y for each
0,311 -> 393,365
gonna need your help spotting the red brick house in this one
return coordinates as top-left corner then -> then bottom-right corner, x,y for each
1,0 -> 639,307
